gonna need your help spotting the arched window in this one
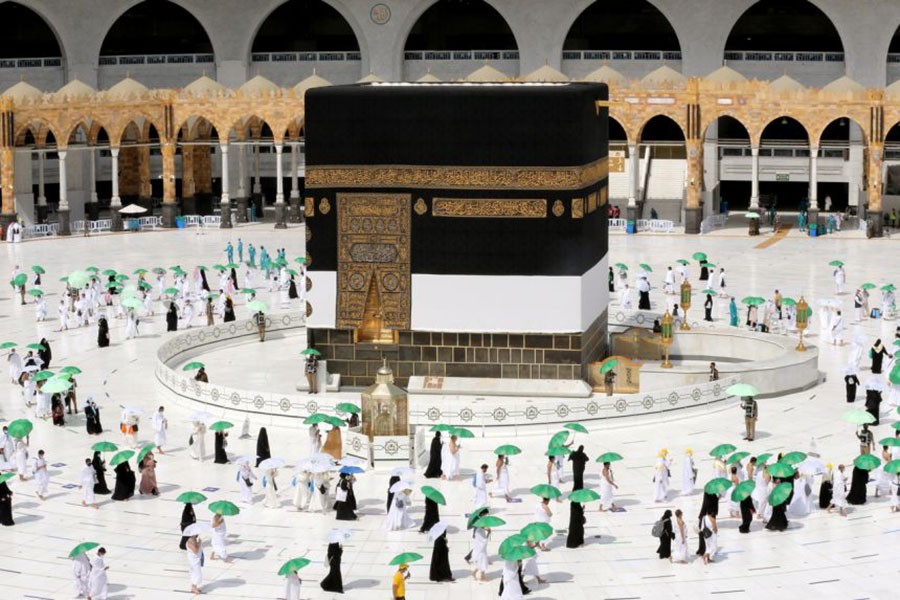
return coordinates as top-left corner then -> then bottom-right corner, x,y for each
0,2 -> 61,58
725,0 -> 843,54
404,0 -> 517,52
252,0 -> 360,53
564,1 -> 680,53
100,0 -> 213,56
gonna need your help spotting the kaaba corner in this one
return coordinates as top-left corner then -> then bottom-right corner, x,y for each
303,82 -> 610,387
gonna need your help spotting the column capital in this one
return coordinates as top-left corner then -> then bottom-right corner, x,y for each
110,146 -> 120,157
750,146 -> 759,156
57,149 -> 67,160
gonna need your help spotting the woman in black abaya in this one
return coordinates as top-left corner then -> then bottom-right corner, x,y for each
256,427 -> 271,467
320,541 -> 344,593
288,275 -> 299,300
386,474 -> 400,513
334,474 -> 357,521
429,531 -> 454,582
568,445 -> 588,490
567,501 -> 586,548
92,451 -> 111,495
166,303 -> 178,332
847,466 -> 869,505
423,432 -> 443,479
419,497 -> 440,533
214,431 -> 229,464
111,461 -> 136,501
656,509 -> 673,558
179,503 -> 196,550
738,496 -> 754,533
0,482 -> 13,526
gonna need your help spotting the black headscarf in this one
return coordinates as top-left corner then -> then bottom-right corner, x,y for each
256,427 -> 271,467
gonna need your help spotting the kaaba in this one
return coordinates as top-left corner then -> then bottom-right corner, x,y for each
304,82 -> 609,387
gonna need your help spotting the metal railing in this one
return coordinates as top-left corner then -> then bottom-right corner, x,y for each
0,57 -> 62,69
562,50 -> 682,61
251,51 -> 361,63
724,50 -> 844,62
404,49 -> 519,61
99,53 -> 214,66
700,213 -> 728,234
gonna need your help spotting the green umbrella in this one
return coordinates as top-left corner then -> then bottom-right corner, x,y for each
104,282 -> 121,290
854,454 -> 881,471
893,422 -> 900,431
421,486 -> 446,505
545,446 -> 571,457
883,438 -> 900,447
183,362 -> 204,371
639,263 -> 653,272
692,252 -> 707,261
499,533 -> 529,554
568,488 -> 601,503
0,342 -> 16,349
709,444 -> 737,458
500,544 -> 536,561
177,491 -> 208,504
530,484 -> 561,499
726,451 -> 750,465
702,289 -> 716,295
675,259 -> 690,265
247,300 -> 269,313
137,444 -> 155,463
121,297 -> 143,309
766,462 -> 795,478
7,419 -> 33,439
768,482 -> 793,506
756,453 -> 774,465
450,426 -> 475,439
213,264 -> 226,271
860,283 -> 877,290
59,366 -> 82,375
225,263 -> 240,270
467,506 -> 490,529
781,451 -> 807,466
884,460 -> 900,474
548,431 -> 570,448
50,372 -> 73,381
730,480 -> 756,502
828,260 -> 844,267
495,444 -> 522,456
164,287 -> 179,296
599,359 -> 618,374
31,265 -> 46,274
726,383 -> 758,397
278,558 -> 311,576
41,378 -> 71,394
473,515 -> 506,528
323,416 -> 346,428
740,297 -> 764,306
169,265 -> 183,271
110,450 -> 134,466
0,473 -> 13,484
34,370 -> 55,382
102,269 -> 117,276
85,267 -> 100,273
26,343 -> 46,351
304,413 -> 330,425
286,269 -> 298,277
197,266 -> 207,272
704,263 -> 717,269
389,552 -> 424,566
301,348 -> 322,356
429,424 -> 454,432
520,522 -> 554,542
138,281 -> 152,290
239,288 -> 256,295
614,262 -> 628,270
206,292 -> 220,300
295,256 -> 307,265
209,421 -> 233,432
27,289 -> 44,297
59,276 -> 69,283
133,268 -> 147,275
91,441 -> 118,453
890,368 -> 900,386
704,477 -> 733,495
843,409 -> 876,425
882,284 -> 896,292
745,212 -> 760,219
563,423 -> 588,434
595,452 -> 623,463
209,500 -> 240,516
68,542 -> 100,559
115,274 -> 129,282
10,273 -> 27,287
781,297 -> 797,306
335,403 -> 360,414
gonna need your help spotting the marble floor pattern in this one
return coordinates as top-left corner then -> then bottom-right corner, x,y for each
0,222 -> 898,600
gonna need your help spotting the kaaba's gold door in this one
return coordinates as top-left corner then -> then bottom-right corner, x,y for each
336,193 -> 411,336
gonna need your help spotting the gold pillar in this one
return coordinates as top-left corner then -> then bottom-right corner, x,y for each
0,146 -> 14,217
138,146 -> 151,198
685,138 -> 703,209
181,143 -> 195,199
867,142 -> 883,212
161,140 -> 176,204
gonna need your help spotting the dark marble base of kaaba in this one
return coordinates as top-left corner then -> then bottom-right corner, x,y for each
311,310 -> 607,388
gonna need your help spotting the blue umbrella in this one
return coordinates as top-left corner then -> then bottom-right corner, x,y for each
339,466 -> 364,475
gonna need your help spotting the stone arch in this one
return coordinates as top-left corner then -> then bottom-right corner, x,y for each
563,0 -> 681,52
228,115 -> 276,142
725,0 -> 844,53
99,0 -> 215,58
176,115 -> 221,142
14,119 -> 58,148
756,115 -> 811,147
402,0 -> 520,52
250,0 -> 361,54
0,1 -> 64,59
637,113 -> 686,143
114,116 -> 163,147
62,116 -> 111,147
701,113 -> 754,144
810,115 -> 869,149
608,116 -> 630,144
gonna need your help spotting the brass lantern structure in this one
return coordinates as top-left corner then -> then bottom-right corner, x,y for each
360,362 -> 409,439
660,310 -> 674,368
679,280 -> 692,330
795,296 -> 809,352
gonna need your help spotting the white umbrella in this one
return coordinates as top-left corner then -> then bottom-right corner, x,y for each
259,457 -> 286,470
234,455 -> 257,465
866,378 -> 885,392
23,364 -> 40,373
189,410 -> 216,423
797,457 -> 826,476
843,365 -> 859,376
118,203 -> 148,214
428,521 -> 449,542
390,466 -> 415,479
183,523 -> 212,537
121,406 -> 143,417
327,528 -> 352,543
337,457 -> 367,468
389,480 -> 415,494
307,462 -> 334,474
309,452 -> 335,464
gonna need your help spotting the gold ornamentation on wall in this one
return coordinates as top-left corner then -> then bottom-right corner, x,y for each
304,197 -> 315,217
600,187 -> 608,207
587,191 -> 598,214
571,198 -> 584,219
552,200 -> 565,217
306,158 -> 608,191
432,198 -> 546,218
319,197 -> 331,215
336,193 -> 411,331
414,197 -> 428,215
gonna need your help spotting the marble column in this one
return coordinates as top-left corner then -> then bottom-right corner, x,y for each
219,143 -> 232,229
289,142 -> 301,223
160,141 -> 177,228
57,150 -> 70,235
235,143 -> 248,223
626,143 -> 640,225
749,147 -> 760,209
684,139 -> 703,234
110,148 -> 123,231
807,146 -> 819,230
0,146 -> 15,231
36,151 -> 47,223
274,143 -> 286,229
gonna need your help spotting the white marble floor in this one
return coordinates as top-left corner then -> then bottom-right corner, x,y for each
0,223 -> 898,600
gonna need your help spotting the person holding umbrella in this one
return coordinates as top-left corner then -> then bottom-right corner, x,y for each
741,395 -> 758,441
392,563 -> 410,600
428,522 -> 454,582
88,547 -> 109,600
320,531 -> 345,593
185,533 -> 204,594
423,431 -> 443,479
305,352 -> 319,394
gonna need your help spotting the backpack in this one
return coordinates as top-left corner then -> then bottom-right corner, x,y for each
651,519 -> 664,537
